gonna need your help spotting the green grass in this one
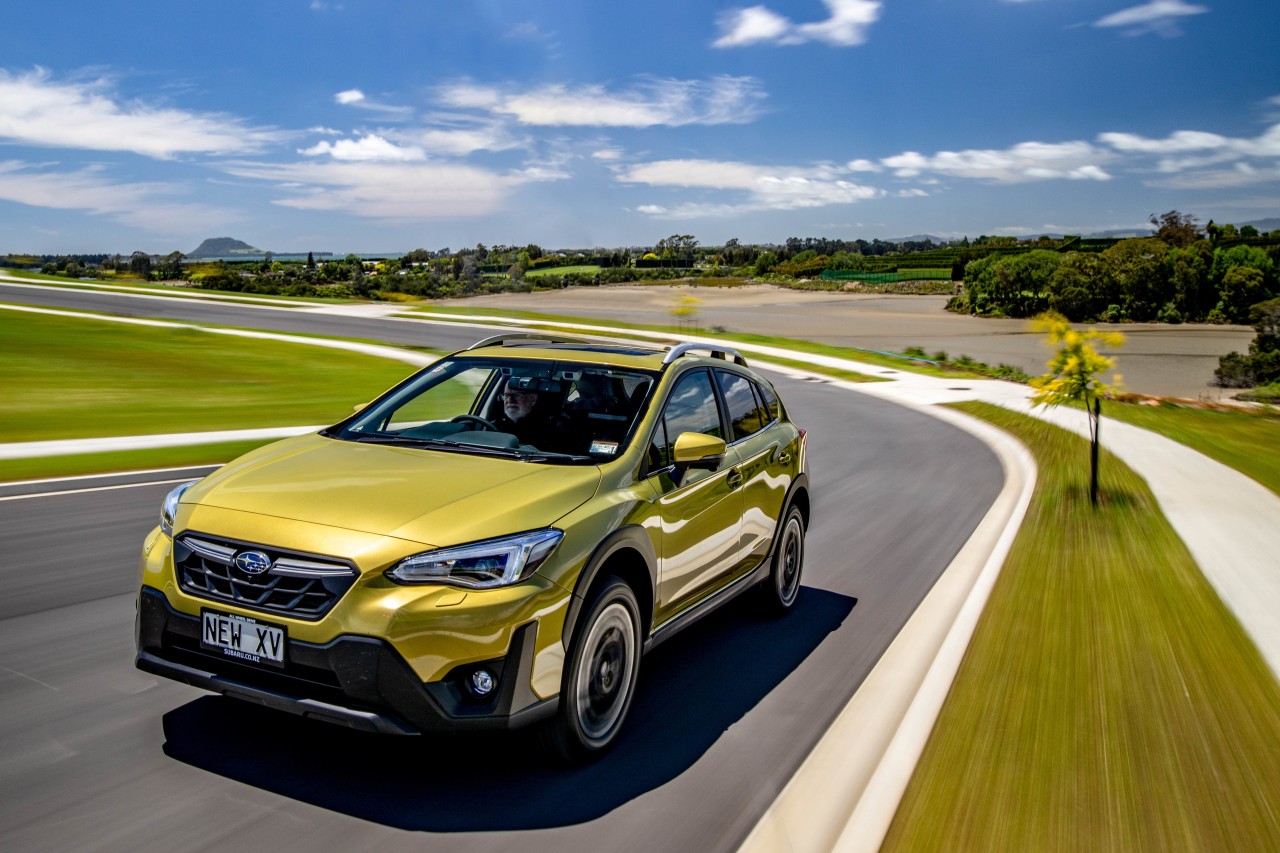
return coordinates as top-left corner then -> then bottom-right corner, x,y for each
0,310 -> 418,443
525,265 -> 601,277
0,270 -> 359,303
1103,401 -> 1280,497
410,304 -> 979,380
884,403 -> 1280,851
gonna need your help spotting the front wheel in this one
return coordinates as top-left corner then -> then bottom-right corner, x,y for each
540,577 -> 642,763
760,505 -> 805,616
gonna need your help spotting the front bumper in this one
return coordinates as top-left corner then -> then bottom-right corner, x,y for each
135,587 -> 557,734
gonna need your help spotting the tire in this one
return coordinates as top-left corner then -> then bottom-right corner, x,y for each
540,577 -> 642,763
760,505 -> 805,616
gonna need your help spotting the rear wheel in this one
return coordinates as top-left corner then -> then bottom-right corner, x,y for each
541,577 -> 641,763
760,505 -> 805,615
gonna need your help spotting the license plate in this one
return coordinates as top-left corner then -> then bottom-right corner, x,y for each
200,609 -> 286,668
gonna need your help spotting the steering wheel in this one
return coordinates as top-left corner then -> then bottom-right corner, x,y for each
450,414 -> 497,431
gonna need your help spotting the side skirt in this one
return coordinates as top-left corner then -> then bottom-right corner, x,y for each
644,559 -> 771,654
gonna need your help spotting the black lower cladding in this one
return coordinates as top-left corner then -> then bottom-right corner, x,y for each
135,587 -> 555,734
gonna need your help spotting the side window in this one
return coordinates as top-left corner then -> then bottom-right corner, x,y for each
716,370 -> 768,441
648,370 -> 721,469
756,380 -> 782,424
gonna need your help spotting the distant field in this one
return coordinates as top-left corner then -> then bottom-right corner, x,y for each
525,265 -> 601,277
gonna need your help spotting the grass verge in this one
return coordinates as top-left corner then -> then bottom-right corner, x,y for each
0,310 -> 417,444
883,402 -> 1280,851
1102,400 -> 1280,497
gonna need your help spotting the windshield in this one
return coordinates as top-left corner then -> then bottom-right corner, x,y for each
332,357 -> 657,463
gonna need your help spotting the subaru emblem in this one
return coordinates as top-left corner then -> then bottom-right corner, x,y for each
234,550 -> 272,576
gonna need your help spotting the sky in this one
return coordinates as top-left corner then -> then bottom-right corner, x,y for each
1,0 -> 1278,255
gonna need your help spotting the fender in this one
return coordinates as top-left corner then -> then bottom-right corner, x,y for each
783,472 -> 812,528
561,524 -> 657,649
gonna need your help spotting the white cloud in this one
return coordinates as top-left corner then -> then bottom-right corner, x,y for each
410,121 -> 523,156
881,141 -> 1114,182
1093,0 -> 1209,37
1100,124 -> 1280,158
1099,123 -> 1280,182
714,0 -> 881,48
592,149 -> 624,161
332,88 -> 413,118
299,134 -> 426,162
846,158 -> 881,172
220,159 -> 550,220
0,68 -> 283,159
617,158 -> 881,216
0,161 -> 235,232
436,76 -> 766,127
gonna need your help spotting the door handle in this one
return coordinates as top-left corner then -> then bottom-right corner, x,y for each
726,468 -> 744,489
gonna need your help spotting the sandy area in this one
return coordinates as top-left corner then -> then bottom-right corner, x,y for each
435,284 -> 1255,400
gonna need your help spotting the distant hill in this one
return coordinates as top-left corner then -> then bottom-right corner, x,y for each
1240,217 -> 1280,234
189,237 -> 266,257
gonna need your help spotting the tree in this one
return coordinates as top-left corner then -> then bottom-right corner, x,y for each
1046,253 -> 1115,320
669,294 -> 701,330
129,252 -> 152,279
1029,311 -> 1125,506
1215,299 -> 1280,388
1102,238 -> 1169,321
1149,210 -> 1201,247
1218,266 -> 1267,323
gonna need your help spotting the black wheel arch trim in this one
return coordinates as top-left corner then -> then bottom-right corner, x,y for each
560,524 -> 657,650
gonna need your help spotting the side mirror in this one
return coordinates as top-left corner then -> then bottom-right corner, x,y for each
672,432 -> 727,469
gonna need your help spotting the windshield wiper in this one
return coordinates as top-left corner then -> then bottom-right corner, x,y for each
351,434 -> 464,448
512,450 -> 597,464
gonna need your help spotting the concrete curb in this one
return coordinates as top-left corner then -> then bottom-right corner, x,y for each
736,390 -> 1037,853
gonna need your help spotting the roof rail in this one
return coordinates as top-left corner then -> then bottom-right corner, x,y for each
466,332 -> 595,350
662,342 -> 749,367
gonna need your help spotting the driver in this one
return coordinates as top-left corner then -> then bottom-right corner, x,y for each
493,377 -> 559,448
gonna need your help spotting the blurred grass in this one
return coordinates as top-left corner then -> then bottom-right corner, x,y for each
1103,400 -> 1280,497
883,402 -> 1280,851
0,310 -> 417,443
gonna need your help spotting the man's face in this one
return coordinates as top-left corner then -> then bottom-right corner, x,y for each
503,389 -> 537,421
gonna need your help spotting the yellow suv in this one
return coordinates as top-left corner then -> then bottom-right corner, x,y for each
136,334 -> 809,761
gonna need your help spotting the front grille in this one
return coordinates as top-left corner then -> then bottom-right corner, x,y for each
175,533 -> 358,620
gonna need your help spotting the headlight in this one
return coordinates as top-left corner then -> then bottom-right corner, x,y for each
160,480 -> 200,536
386,529 -> 563,589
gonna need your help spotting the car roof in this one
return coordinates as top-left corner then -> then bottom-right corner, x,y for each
459,334 -> 751,373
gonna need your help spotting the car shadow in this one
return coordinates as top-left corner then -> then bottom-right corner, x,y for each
161,587 -> 856,832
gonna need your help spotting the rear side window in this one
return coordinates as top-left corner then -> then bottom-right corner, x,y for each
716,370 -> 768,441
648,370 -> 721,469
756,380 -> 782,424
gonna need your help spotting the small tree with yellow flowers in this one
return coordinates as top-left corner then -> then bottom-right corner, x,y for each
1029,311 -> 1125,506
669,294 -> 702,332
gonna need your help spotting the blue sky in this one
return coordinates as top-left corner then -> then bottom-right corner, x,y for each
2,0 -> 1277,254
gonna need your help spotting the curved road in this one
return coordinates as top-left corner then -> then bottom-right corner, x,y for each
0,284 -> 1003,851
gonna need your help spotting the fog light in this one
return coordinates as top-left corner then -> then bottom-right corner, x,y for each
469,669 -> 496,697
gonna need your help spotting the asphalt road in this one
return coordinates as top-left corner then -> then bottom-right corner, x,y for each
0,287 -> 1004,851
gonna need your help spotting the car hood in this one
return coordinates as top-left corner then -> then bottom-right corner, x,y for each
184,433 -> 601,547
